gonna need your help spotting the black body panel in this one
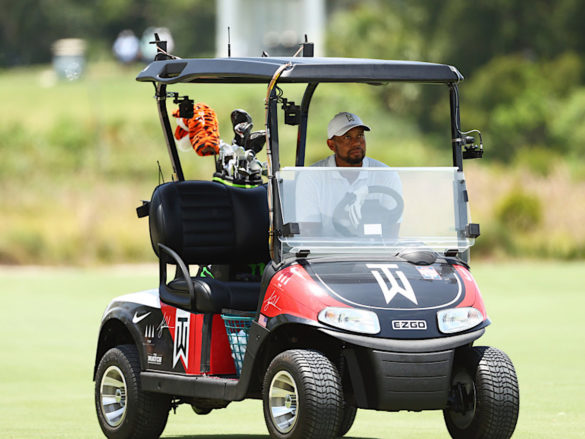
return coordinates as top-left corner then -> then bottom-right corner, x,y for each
306,259 -> 462,311
95,294 -> 185,376
360,349 -> 453,410
333,329 -> 485,411
320,327 -> 485,353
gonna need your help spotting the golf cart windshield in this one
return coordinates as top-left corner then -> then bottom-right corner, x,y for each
277,167 -> 473,257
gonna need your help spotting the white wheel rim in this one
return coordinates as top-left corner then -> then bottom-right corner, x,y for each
269,371 -> 299,434
100,365 -> 127,427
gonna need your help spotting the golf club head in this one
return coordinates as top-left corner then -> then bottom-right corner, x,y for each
231,109 -> 252,130
247,130 -> 266,153
234,122 -> 253,147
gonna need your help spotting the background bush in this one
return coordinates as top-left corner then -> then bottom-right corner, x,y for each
495,189 -> 542,231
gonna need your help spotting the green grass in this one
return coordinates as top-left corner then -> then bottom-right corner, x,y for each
0,262 -> 583,438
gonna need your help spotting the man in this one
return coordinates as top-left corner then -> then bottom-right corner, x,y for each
294,112 -> 402,237
312,112 -> 386,169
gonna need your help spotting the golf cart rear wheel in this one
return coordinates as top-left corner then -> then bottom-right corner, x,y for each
444,346 -> 519,439
338,402 -> 357,437
95,345 -> 171,439
263,349 -> 343,439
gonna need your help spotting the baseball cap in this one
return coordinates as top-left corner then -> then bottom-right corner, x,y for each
327,112 -> 371,139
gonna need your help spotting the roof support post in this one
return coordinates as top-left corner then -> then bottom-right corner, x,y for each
156,83 -> 184,181
267,90 -> 280,175
267,90 -> 282,262
295,83 -> 318,166
449,84 -> 463,172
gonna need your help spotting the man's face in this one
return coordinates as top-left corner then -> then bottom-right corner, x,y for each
327,126 -> 366,167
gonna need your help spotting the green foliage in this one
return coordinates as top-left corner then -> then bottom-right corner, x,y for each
551,87 -> 585,156
470,184 -> 585,260
512,146 -> 561,177
326,2 -> 430,61
2,60 -> 585,264
461,53 -> 583,161
0,0 -> 215,66
5,0 -> 585,262
495,188 -> 542,231
327,2 -> 585,164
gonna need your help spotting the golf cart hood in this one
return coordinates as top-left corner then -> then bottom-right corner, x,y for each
261,257 -> 489,340
305,259 -> 466,311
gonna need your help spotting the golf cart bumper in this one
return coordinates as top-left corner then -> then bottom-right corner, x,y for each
319,328 -> 485,411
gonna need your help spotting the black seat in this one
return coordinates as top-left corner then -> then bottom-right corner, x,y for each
148,180 -> 269,313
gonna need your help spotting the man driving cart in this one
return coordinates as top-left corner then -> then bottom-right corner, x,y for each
296,111 -> 403,237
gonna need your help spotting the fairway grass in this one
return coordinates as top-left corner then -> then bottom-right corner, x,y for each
1,262 -> 583,438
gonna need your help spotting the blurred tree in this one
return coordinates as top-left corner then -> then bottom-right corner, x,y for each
552,88 -> 585,157
0,0 -> 215,66
325,0 -> 585,161
461,53 -> 583,161
96,0 -> 216,59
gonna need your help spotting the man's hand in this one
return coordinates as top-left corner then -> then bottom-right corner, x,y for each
348,185 -> 368,227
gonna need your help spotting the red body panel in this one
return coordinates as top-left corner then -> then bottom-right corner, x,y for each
161,302 -> 235,375
209,314 -> 237,375
260,264 -> 349,321
453,265 -> 487,319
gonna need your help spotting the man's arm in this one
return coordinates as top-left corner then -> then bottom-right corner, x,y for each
295,173 -> 323,235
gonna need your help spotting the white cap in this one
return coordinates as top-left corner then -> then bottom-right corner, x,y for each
327,112 -> 371,139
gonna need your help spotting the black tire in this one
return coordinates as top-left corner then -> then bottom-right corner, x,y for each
95,345 -> 171,439
444,346 -> 519,439
338,402 -> 357,437
262,349 -> 343,439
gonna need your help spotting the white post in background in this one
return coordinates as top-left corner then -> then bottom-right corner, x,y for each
217,0 -> 325,58
302,0 -> 325,56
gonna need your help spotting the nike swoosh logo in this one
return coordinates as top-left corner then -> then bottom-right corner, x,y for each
132,311 -> 151,324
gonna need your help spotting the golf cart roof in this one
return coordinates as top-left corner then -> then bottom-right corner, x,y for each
136,56 -> 463,85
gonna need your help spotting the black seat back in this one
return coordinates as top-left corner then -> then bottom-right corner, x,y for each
149,180 -> 269,265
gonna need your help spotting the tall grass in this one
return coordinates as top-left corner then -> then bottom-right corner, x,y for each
1,62 -> 584,264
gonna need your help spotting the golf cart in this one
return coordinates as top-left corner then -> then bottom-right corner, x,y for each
93,41 -> 519,439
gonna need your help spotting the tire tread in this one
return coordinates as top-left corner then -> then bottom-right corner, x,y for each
444,346 -> 519,439
95,344 -> 170,439
263,349 -> 343,439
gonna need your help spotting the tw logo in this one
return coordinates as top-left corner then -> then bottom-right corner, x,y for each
366,264 -> 418,305
173,309 -> 190,368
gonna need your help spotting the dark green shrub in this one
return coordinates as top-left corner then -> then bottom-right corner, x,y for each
495,189 -> 542,230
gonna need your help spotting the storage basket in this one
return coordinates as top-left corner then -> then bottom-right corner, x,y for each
221,314 -> 254,376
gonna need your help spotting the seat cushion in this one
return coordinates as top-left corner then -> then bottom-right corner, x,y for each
165,277 -> 260,313
149,181 -> 269,265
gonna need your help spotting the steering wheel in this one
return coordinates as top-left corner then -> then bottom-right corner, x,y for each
332,185 -> 404,236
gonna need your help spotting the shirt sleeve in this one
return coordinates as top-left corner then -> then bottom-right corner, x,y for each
295,173 -> 322,223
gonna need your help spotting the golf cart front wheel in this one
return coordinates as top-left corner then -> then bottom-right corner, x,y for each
262,349 -> 343,439
444,346 -> 519,439
95,344 -> 171,439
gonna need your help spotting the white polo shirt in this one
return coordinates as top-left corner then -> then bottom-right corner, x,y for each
295,156 -> 402,235
310,155 -> 387,168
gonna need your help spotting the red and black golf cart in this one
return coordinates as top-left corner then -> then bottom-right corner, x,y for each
93,41 -> 519,439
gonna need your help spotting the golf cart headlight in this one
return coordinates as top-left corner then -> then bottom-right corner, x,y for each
318,307 -> 380,335
437,307 -> 484,334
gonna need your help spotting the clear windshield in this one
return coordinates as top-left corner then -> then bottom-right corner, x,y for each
277,167 -> 473,257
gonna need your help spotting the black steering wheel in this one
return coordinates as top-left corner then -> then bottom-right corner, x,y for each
332,185 -> 404,236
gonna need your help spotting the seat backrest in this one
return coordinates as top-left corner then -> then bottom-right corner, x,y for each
149,181 -> 269,265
